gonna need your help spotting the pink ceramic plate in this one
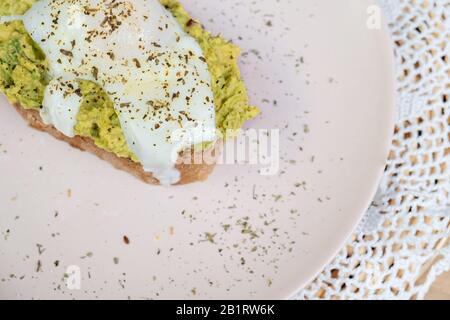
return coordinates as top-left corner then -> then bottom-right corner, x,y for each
0,0 -> 395,299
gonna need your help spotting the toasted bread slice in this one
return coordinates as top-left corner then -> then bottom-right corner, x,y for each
12,102 -> 219,185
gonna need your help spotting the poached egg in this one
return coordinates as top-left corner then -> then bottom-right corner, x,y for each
20,0 -> 216,185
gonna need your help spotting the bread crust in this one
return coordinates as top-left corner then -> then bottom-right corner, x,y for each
12,103 -> 218,185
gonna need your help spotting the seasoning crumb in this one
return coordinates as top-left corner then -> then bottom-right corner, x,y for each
303,124 -> 310,134
252,184 -> 257,200
204,232 -> 216,244
123,235 -> 130,245
272,194 -> 282,202
81,252 -> 93,259
36,260 -> 42,272
67,189 -> 72,198
36,244 -> 45,255
113,257 -> 119,265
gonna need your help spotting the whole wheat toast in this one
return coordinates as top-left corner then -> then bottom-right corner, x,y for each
12,102 -> 219,185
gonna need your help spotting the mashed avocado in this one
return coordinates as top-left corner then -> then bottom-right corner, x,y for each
0,21 -> 47,109
0,0 -> 259,161
0,0 -> 36,16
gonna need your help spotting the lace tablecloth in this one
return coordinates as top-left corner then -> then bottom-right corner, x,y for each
295,0 -> 450,300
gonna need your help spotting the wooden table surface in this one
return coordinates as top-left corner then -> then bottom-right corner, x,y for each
426,271 -> 450,300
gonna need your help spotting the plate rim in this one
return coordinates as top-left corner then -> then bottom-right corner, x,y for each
285,7 -> 397,299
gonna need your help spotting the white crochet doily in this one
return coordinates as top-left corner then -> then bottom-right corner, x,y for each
295,0 -> 450,300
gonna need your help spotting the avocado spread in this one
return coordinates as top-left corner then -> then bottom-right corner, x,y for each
0,0 -> 259,161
